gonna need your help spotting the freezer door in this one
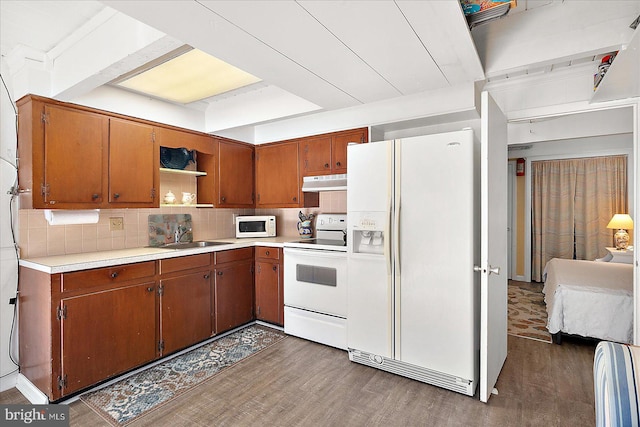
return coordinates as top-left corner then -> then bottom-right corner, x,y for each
347,140 -> 395,358
347,141 -> 392,214
396,130 -> 478,383
347,253 -> 393,358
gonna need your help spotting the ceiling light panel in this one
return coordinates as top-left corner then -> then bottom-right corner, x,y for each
116,49 -> 261,104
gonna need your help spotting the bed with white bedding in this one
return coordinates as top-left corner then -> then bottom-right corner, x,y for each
542,258 -> 633,344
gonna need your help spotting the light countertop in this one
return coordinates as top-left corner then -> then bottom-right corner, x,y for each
19,236 -> 297,274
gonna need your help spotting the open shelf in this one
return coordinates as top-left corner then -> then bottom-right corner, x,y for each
160,168 -> 207,177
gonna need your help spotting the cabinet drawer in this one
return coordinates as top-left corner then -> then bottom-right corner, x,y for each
256,246 -> 280,261
62,261 -> 156,292
159,253 -> 211,275
215,247 -> 254,264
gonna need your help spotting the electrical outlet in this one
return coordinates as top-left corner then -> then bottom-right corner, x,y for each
109,217 -> 124,231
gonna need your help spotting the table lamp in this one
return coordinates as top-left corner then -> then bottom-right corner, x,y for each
607,214 -> 634,250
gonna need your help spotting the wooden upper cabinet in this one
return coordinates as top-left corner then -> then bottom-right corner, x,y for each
154,126 -> 216,154
300,135 -> 332,175
17,95 -> 162,209
42,104 -> 108,208
218,141 -> 255,207
332,128 -> 367,174
255,142 -> 300,208
298,128 -> 368,177
108,119 -> 157,206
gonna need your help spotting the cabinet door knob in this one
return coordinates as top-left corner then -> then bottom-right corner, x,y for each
110,272 -> 119,279
146,286 -> 154,292
113,193 -> 120,199
336,162 -> 342,167
272,265 -> 277,271
265,250 -> 270,256
203,274 -> 210,279
92,194 -> 99,200
324,163 -> 329,168
292,196 -> 297,202
217,271 -> 223,276
221,196 -> 226,202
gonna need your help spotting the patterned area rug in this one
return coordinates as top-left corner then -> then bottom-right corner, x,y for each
81,325 -> 286,426
508,281 -> 552,343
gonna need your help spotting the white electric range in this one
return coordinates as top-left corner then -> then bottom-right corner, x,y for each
283,214 -> 348,349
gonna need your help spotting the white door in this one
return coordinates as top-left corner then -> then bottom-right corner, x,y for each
479,91 -> 508,403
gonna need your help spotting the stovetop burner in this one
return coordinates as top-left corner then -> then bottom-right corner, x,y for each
290,238 -> 346,247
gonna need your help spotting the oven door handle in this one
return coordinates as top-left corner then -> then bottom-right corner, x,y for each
284,248 -> 346,259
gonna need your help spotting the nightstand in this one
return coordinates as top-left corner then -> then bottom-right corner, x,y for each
604,247 -> 634,264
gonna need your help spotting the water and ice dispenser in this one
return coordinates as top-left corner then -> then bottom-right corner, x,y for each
351,213 -> 385,255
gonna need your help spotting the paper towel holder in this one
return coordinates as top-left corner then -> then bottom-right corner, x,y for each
44,209 -> 100,226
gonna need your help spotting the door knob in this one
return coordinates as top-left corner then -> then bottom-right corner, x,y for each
489,266 -> 501,275
473,266 -> 482,272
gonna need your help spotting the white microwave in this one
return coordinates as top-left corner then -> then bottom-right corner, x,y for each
236,215 -> 276,238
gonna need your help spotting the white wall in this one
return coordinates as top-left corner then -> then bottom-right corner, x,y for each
0,59 -> 20,390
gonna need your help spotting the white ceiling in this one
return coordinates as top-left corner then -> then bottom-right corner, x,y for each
1,0 -> 638,133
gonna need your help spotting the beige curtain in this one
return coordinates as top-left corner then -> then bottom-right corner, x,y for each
532,160 -> 577,282
574,155 -> 627,261
531,155 -> 627,282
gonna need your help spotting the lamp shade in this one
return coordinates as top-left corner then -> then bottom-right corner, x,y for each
607,214 -> 634,230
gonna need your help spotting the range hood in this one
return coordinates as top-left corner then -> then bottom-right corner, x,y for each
302,174 -> 347,192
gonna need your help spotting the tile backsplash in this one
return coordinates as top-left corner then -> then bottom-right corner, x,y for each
17,191 -> 346,258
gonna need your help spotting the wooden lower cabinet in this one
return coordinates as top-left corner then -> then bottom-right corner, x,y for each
254,247 -> 283,325
60,282 -> 157,395
158,254 -> 213,356
214,248 -> 255,333
18,246 -> 286,401
160,270 -> 212,355
19,262 -> 159,401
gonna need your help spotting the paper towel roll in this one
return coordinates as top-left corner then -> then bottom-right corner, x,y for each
44,209 -> 100,225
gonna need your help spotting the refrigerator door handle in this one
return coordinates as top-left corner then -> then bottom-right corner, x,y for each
385,203 -> 392,275
394,141 -> 401,276
394,201 -> 401,275
385,143 -> 393,276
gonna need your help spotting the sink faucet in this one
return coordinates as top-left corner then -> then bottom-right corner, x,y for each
174,225 -> 192,243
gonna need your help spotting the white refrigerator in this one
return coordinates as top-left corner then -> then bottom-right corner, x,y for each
346,129 -> 480,396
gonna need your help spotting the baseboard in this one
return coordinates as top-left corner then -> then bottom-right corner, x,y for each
16,374 -> 48,404
255,320 -> 284,331
0,370 -> 18,393
513,275 -> 527,282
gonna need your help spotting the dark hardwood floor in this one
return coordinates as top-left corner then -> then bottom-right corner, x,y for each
0,332 -> 596,426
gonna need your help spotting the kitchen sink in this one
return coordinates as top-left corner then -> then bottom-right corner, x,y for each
160,241 -> 230,249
